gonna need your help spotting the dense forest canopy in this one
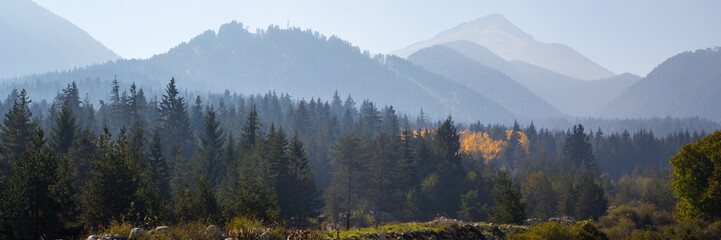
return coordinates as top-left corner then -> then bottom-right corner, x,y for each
0,78 -> 713,239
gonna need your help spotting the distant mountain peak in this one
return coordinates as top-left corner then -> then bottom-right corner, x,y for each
393,14 -> 616,81
0,0 -> 119,78
447,14 -> 534,41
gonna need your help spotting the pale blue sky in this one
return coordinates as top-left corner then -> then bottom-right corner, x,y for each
33,0 -> 721,76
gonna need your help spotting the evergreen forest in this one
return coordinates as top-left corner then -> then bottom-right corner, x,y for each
0,78 -> 719,239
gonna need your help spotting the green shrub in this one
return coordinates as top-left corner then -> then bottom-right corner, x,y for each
510,221 -> 607,240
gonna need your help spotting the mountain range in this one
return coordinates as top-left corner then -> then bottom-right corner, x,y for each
601,48 -> 721,121
392,14 -> 616,81
0,0 -> 119,79
3,22 -> 516,124
1,6 -> 719,126
407,45 -> 563,119
436,40 -> 641,116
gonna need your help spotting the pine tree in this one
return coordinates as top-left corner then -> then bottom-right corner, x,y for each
292,100 -> 310,136
158,77 -> 192,157
359,100 -> 381,138
432,116 -> 464,216
53,156 -> 78,237
4,130 -> 60,239
190,175 -> 220,222
125,82 -> 145,125
489,171 -> 525,224
325,132 -> 367,220
191,95 -> 204,135
241,106 -> 261,149
226,176 -> 279,222
575,172 -> 607,220
109,77 -> 123,127
147,129 -> 170,201
80,128 -> 140,228
51,102 -> 78,155
381,106 -> 400,136
287,133 -> 322,225
266,125 -> 291,216
66,129 -> 97,188
0,89 -> 36,175
562,124 -> 598,174
197,106 -> 224,186
504,120 -> 525,168
458,190 -> 484,222
367,133 -> 403,222
521,171 -> 557,220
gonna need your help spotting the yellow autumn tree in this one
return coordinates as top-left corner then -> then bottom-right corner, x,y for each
459,129 -> 529,163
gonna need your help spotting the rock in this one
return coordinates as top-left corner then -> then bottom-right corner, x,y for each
87,235 -> 98,240
155,226 -> 171,234
348,235 -> 360,239
206,225 -> 223,235
128,227 -> 144,239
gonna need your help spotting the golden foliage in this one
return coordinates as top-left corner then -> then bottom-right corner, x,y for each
459,130 -> 529,163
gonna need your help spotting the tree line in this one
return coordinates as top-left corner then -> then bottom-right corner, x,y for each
0,78 -> 706,239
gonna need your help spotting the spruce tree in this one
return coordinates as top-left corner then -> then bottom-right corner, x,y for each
489,171 -> 525,224
432,117 -> 464,216
575,172 -> 607,220
158,77 -> 192,157
53,156 -> 78,237
190,95 -> 204,135
51,102 -> 78,155
458,190 -> 484,222
4,130 -> 60,239
147,129 -> 170,201
241,106 -> 261,149
0,89 -> 36,175
325,132 -> 367,220
66,129 -> 97,188
80,128 -> 140,228
197,106 -> 224,186
227,176 -> 279,222
367,133 -> 403,222
292,100 -> 310,136
562,124 -> 598,174
287,133 -> 322,225
266,125 -> 292,218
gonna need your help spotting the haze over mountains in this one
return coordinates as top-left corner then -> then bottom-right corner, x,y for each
392,14 -> 616,81
0,0 -> 119,79
601,48 -> 721,121
407,45 -> 563,119
437,40 -> 641,116
1,5 -> 718,129
4,22 -> 516,123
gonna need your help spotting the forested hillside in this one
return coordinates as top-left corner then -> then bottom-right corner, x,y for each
439,41 -> 640,116
0,0 -> 119,78
0,79 -> 710,239
1,22 -> 515,124
407,45 -> 563,119
601,47 -> 721,121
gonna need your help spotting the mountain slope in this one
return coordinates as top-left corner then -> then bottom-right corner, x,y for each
392,14 -> 615,81
601,48 -> 721,121
439,40 -> 639,116
4,22 -> 515,123
0,0 -> 119,79
407,45 -> 563,118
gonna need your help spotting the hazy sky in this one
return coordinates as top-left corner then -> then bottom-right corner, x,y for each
33,0 -> 721,76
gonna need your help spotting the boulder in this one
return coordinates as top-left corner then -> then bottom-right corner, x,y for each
206,225 -> 222,234
129,227 -> 144,239
155,226 -> 171,234
87,235 -> 98,240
